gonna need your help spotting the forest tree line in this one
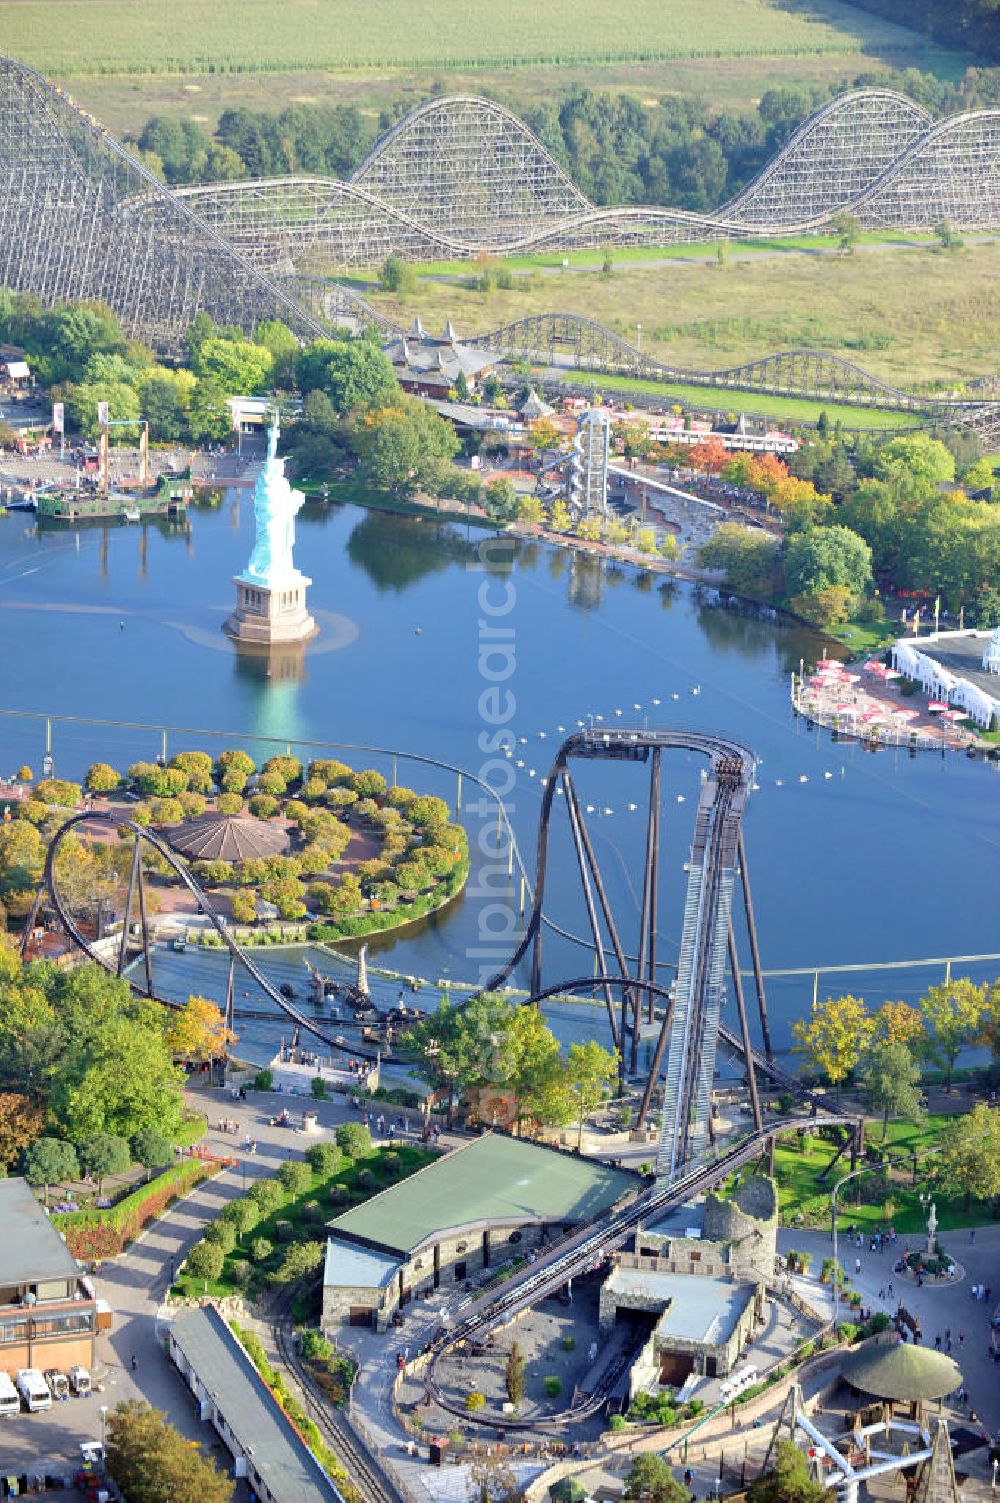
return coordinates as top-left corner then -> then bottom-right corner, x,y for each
127,62 -> 1000,214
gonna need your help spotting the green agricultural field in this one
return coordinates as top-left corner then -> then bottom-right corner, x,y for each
0,0 -> 965,135
0,0 -> 945,76
364,238 -> 1000,389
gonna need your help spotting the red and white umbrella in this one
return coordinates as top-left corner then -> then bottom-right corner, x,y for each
894,708 -> 920,721
883,668 -> 901,680
941,709 -> 966,722
926,701 -> 949,712
834,703 -> 855,714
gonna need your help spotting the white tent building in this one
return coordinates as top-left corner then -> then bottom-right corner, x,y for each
891,626 -> 1000,727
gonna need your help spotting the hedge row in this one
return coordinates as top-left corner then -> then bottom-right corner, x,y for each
230,1321 -> 355,1499
54,1160 -> 217,1258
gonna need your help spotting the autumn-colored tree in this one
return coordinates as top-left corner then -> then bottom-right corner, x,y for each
687,436 -> 729,474
746,453 -> 789,497
0,1091 -> 44,1168
548,498 -> 572,532
792,994 -> 875,1099
516,494 -> 544,525
165,995 -> 235,1062
529,417 -> 566,453
565,1039 -> 618,1149
874,1000 -> 926,1051
919,977 -> 986,1091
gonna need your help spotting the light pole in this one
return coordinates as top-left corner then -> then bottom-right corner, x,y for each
831,1160 -> 872,1329
99,1403 -> 108,1455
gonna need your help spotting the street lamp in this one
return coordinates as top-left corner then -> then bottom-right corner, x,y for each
831,1161 -> 873,1329
99,1403 -> 108,1453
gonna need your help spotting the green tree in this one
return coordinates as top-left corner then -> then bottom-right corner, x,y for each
784,525 -> 872,598
106,1399 -> 233,1503
350,395 -> 458,493
192,336 -> 273,396
874,433 -> 955,491
169,751 -> 213,794
335,1121 -> 372,1159
565,1039 -> 619,1149
624,1454 -> 689,1503
748,1439 -> 828,1503
792,995 -> 875,1099
698,524 -> 784,601
221,1197 -> 261,1239
505,1342 -> 526,1406
378,255 -> 417,296
21,1136 -> 79,1204
934,1102 -> 1000,1209
919,978 -> 986,1090
305,1140 -> 343,1178
499,1004 -> 564,1133
482,477 -> 519,523
831,210 -> 860,254
185,1238 -> 224,1284
277,1158 -> 311,1198
79,1132 -> 131,1193
131,1128 -> 173,1179
296,338 -> 398,416
859,1039 -> 925,1142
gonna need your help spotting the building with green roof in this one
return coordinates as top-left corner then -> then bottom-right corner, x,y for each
322,1133 -> 636,1332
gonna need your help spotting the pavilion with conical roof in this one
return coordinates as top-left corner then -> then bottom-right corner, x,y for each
840,1339 -> 961,1405
166,812 -> 290,863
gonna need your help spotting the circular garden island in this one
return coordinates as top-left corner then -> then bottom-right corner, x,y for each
80,749 -> 469,942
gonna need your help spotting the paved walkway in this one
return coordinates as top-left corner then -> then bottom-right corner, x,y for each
0,1081 -> 426,1478
777,1225 -> 1000,1436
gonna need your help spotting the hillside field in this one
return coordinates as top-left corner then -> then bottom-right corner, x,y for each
0,0 -> 964,134
362,239 -> 1000,390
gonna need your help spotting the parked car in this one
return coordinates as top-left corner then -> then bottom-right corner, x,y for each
16,1369 -> 52,1413
0,1373 -> 19,1419
69,1364 -> 91,1397
44,1369 -> 69,1401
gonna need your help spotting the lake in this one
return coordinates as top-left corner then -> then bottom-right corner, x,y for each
1,494 -> 998,1063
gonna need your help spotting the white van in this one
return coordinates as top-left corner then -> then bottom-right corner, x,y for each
69,1364 -> 91,1397
0,1373 -> 19,1419
16,1369 -> 52,1413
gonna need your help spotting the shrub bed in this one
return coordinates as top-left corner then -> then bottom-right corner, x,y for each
231,1321 -> 357,1502
308,859 -> 468,943
54,1160 -> 217,1258
175,1144 -> 435,1302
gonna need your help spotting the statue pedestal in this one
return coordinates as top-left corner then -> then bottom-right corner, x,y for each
224,572 -> 318,646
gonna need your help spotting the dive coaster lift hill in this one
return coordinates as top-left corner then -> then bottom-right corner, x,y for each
4,55 -> 1000,437
30,727 -> 861,1221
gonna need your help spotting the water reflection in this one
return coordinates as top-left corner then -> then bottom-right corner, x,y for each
344,508 -> 480,592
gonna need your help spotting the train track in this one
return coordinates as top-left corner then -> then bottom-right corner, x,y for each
269,1281 -> 407,1503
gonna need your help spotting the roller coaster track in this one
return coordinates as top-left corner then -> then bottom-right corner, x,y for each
470,314 -> 1000,436
41,811 -> 370,1054
423,1110 -> 855,1430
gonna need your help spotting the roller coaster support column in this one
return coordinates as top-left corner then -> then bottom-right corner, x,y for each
738,828 -> 773,1062
632,748 -> 661,1072
136,840 -> 153,996
635,985 -> 674,1131
117,838 -> 143,978
562,776 -> 634,1092
728,920 -> 763,1132
19,883 -> 44,961
225,954 -> 236,1037
562,770 -> 620,1052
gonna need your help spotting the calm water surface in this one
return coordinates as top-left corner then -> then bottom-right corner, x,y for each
1,495 -> 997,1060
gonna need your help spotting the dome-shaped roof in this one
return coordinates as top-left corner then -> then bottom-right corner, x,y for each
840,1338 -> 961,1402
166,812 -> 289,863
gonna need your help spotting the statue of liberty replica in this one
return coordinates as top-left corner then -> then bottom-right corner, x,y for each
224,412 -> 318,646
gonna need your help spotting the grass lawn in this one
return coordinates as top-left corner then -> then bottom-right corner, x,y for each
550,371 -> 921,430
174,1143 -> 435,1302
408,230 -> 943,277
366,240 -> 1000,390
774,1115 -> 998,1235
823,616 -> 900,654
